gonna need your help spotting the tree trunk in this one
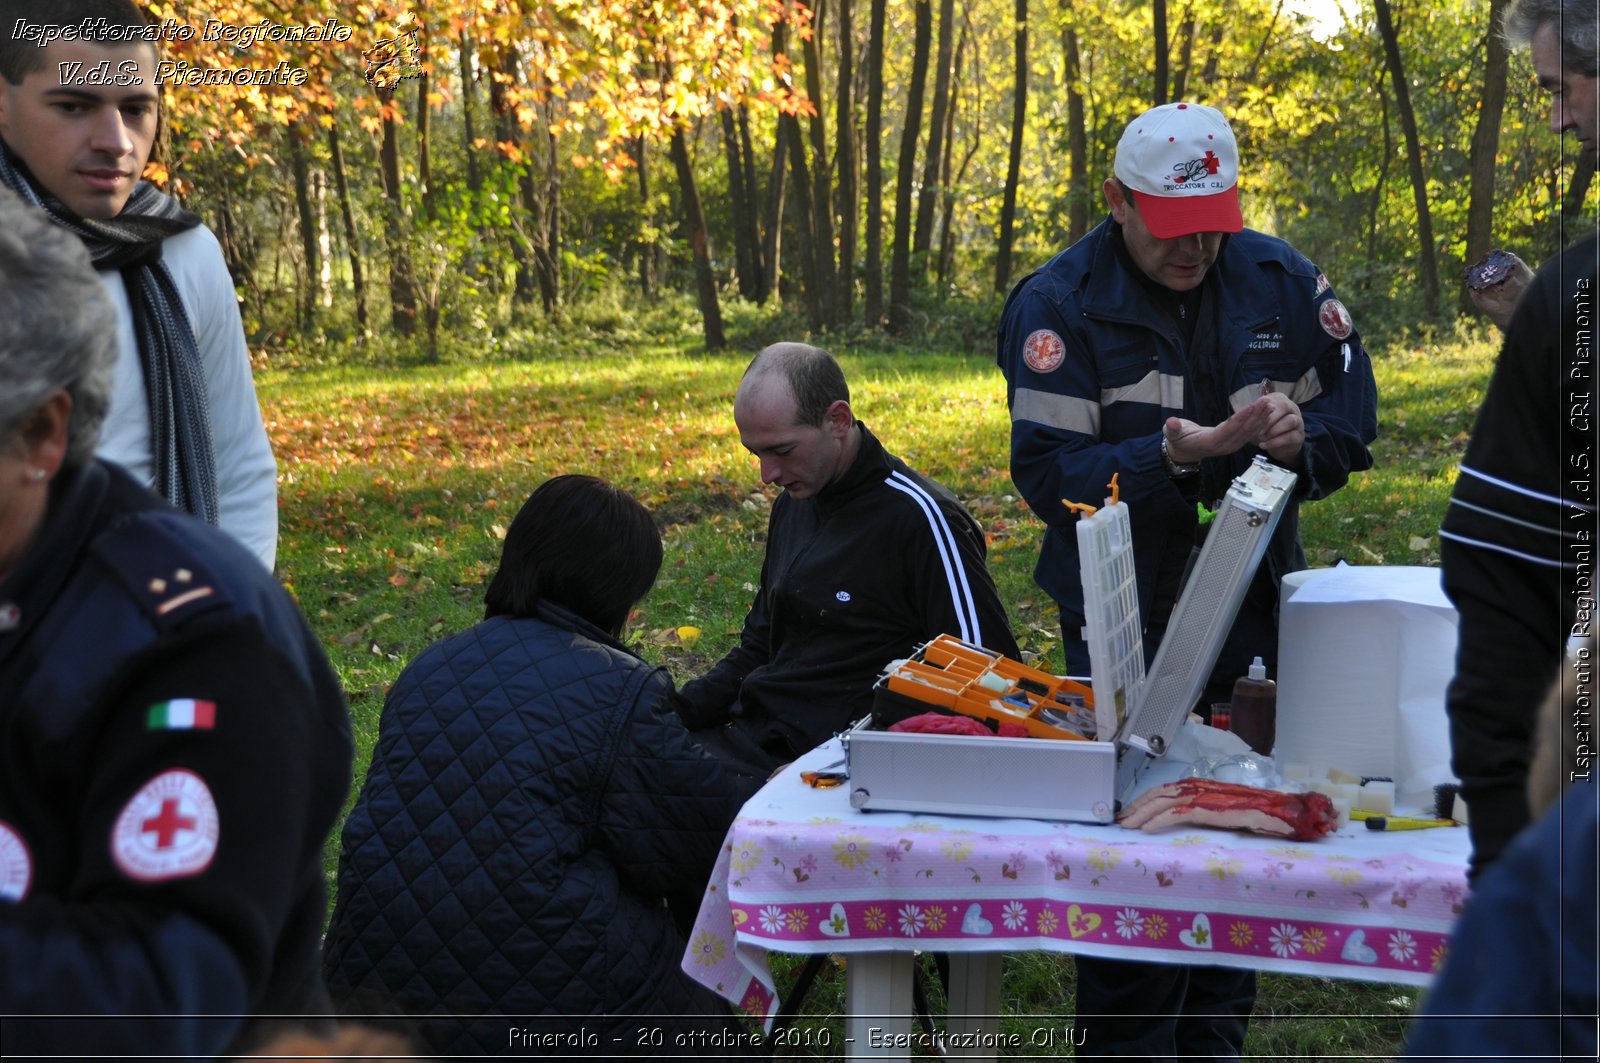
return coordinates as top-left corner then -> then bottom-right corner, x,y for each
864,0 -> 888,327
537,120 -> 561,314
784,112 -> 826,329
1563,154 -> 1597,220
1200,22 -> 1224,85
634,138 -> 654,296
1373,0 -> 1440,316
1153,0 -> 1169,105
1366,84 -> 1391,271
722,108 -> 760,300
1240,0 -> 1284,90
668,127 -> 726,350
994,0 -> 1027,294
490,46 -> 538,302
459,30 -> 481,195
289,127 -> 318,331
377,87 -> 416,335
326,114 -> 367,334
738,105 -> 766,290
913,0 -> 956,271
1464,0 -> 1511,312
800,2 -> 837,326
761,112 -> 789,305
1171,7 -> 1196,101
889,0 -> 932,334
836,0 -> 858,322
416,65 -> 434,220
935,21 -> 973,288
1061,4 -> 1089,243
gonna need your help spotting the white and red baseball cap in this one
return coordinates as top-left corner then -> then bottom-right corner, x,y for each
1113,102 -> 1243,239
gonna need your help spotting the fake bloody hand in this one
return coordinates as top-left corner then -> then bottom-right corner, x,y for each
1117,779 -> 1338,841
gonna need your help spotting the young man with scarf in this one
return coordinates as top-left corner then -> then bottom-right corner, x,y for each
0,0 -> 277,569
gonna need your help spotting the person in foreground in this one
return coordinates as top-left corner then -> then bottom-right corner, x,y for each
323,474 -> 750,1057
0,0 -> 279,569
679,343 -> 1020,780
1439,0 -> 1599,876
1403,641 -> 1597,1060
0,188 -> 353,1054
997,102 -> 1378,1060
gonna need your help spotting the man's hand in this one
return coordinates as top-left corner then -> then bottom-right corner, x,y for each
1164,392 -> 1304,467
1466,252 -> 1535,332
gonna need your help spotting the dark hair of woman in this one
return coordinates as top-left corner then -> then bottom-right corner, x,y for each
483,474 -> 663,635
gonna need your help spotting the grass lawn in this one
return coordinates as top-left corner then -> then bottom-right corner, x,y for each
260,313 -> 1500,1059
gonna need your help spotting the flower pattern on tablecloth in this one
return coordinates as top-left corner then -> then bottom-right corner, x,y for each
758,905 -> 785,933
1302,926 -> 1327,954
1229,921 -> 1254,947
898,904 -> 927,937
1144,913 -> 1169,940
1430,943 -> 1449,971
1268,923 -> 1303,958
784,909 -> 809,932
925,905 -> 949,932
1002,901 -> 1028,929
833,835 -> 870,870
1037,908 -> 1060,933
730,841 -> 764,874
863,906 -> 887,931
1114,907 -> 1145,939
1389,930 -> 1416,963
690,929 -> 727,966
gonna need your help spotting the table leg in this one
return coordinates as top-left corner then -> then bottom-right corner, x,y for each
843,951 -> 914,1060
942,953 -> 1004,1060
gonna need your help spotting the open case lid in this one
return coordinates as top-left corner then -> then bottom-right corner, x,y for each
1076,456 -> 1299,772
1075,498 -> 1144,741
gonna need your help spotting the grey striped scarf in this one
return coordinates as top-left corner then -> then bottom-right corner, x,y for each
0,143 -> 218,525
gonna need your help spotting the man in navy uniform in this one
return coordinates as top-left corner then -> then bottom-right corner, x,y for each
997,102 -> 1377,1059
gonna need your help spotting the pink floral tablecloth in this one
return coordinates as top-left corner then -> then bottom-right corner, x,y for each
682,740 -> 1472,1026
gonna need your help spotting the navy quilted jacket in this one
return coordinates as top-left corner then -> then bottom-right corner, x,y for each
322,602 -> 746,1056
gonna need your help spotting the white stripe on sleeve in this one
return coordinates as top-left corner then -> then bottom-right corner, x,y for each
886,471 -> 983,644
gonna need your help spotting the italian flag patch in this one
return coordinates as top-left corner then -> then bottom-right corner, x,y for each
146,699 -> 216,731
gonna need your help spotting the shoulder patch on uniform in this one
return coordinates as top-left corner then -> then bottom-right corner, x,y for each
91,516 -> 233,629
1022,329 -> 1066,374
1318,298 -> 1353,339
1313,272 -> 1331,296
111,769 -> 220,882
0,820 -> 32,902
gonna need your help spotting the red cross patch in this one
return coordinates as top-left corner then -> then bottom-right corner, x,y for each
1318,298 -> 1354,340
1022,329 -> 1066,374
110,770 -> 219,882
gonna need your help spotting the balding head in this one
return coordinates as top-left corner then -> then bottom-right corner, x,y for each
733,343 -> 859,499
738,343 -> 851,428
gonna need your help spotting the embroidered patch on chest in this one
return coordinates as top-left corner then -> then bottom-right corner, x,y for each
111,769 -> 220,882
1022,329 -> 1066,374
835,591 -> 852,602
0,821 -> 32,902
1318,298 -> 1353,339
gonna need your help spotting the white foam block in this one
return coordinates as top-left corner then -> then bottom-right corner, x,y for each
1276,566 -> 1462,805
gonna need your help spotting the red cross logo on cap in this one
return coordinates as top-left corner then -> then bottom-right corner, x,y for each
1203,150 -> 1220,174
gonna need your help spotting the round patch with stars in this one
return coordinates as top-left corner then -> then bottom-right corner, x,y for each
0,820 -> 32,902
110,770 -> 220,882
1022,329 -> 1066,374
1318,298 -> 1353,339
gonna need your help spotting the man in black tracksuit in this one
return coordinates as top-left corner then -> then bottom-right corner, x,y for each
678,343 -> 1019,775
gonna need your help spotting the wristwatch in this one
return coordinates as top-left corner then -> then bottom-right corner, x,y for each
1161,436 -> 1201,478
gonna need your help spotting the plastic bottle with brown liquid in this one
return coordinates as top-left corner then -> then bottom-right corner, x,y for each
1231,656 -> 1277,756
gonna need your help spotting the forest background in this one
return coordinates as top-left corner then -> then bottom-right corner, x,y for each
121,0 -> 1588,1054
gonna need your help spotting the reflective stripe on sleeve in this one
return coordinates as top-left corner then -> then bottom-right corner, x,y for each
1011,387 -> 1101,436
1103,370 -> 1185,411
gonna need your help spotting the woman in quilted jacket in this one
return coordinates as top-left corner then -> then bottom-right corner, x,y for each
322,475 -> 751,1057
